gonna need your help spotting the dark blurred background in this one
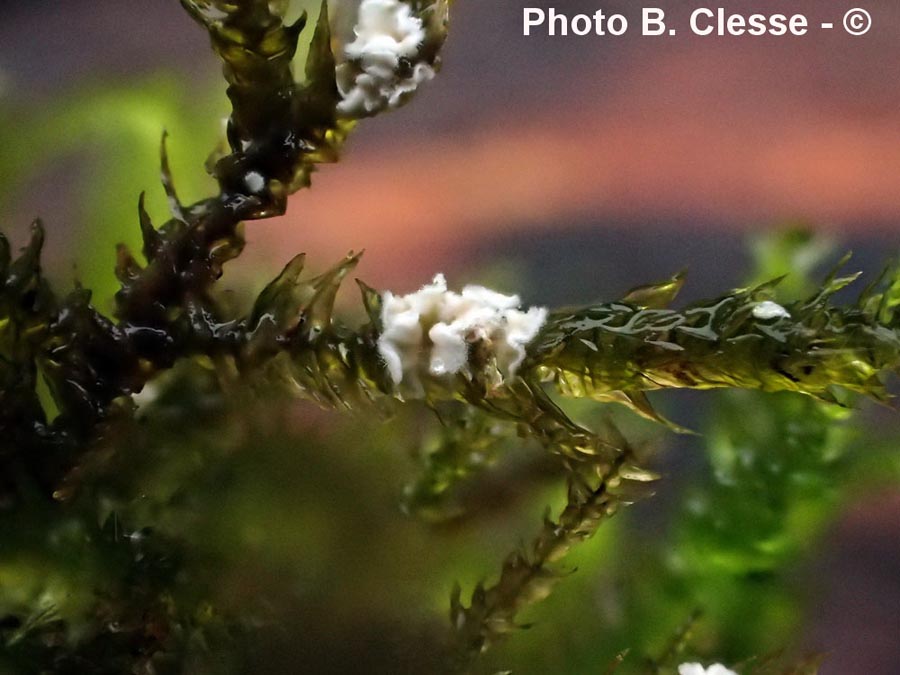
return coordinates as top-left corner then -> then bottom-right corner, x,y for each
0,1 -> 898,672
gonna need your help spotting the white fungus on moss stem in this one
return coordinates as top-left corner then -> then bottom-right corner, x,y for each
752,300 -> 791,320
335,0 -> 435,117
377,274 -> 548,391
244,171 -> 266,194
678,663 -> 738,675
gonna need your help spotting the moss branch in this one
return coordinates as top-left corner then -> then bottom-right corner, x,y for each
449,432 -> 657,667
0,0 -> 352,493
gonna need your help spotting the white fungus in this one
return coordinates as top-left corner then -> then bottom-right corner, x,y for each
677,664 -> 737,675
336,0 -> 435,117
752,300 -> 791,320
244,171 -> 266,194
377,274 -> 547,391
678,664 -> 738,675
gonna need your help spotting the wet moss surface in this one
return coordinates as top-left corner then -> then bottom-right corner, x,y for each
0,2 -> 897,673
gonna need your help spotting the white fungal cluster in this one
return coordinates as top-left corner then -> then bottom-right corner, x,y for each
377,274 -> 548,392
678,664 -> 738,675
752,300 -> 791,320
335,0 -> 435,117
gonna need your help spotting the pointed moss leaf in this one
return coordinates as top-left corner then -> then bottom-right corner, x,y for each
820,272 -> 863,299
160,131 -> 187,223
875,266 -> 900,325
137,192 -> 163,262
355,278 -> 384,331
619,463 -> 660,482
7,221 -> 45,290
622,271 -> 686,309
302,251 -> 361,341
250,253 -> 306,329
605,390 -> 695,434
748,274 -> 788,297
304,0 -> 337,103
179,0 -> 215,28
115,245 -> 143,284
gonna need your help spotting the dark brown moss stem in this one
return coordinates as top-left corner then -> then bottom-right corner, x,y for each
0,1 -> 348,496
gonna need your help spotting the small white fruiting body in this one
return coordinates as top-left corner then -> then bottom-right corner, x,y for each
377,274 -> 547,392
336,0 -> 435,117
244,171 -> 266,194
678,663 -> 738,675
752,300 -> 791,320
